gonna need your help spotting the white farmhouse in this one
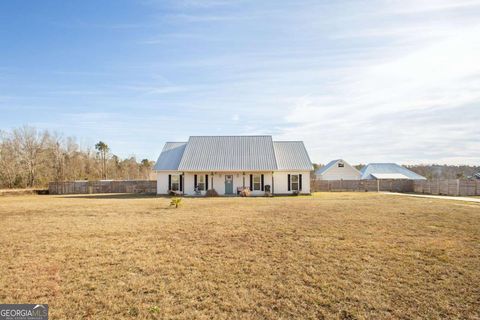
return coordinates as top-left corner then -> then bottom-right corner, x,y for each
315,159 -> 361,180
153,136 -> 313,196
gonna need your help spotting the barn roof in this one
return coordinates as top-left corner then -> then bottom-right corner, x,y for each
154,136 -> 313,171
360,163 -> 426,180
370,173 -> 409,179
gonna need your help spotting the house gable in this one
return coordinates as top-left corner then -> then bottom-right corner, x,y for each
153,142 -> 187,171
315,159 -> 361,180
273,141 -> 314,171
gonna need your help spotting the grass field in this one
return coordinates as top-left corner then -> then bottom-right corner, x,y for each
1,193 -> 479,319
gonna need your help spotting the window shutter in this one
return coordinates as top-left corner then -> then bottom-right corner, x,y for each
194,174 -> 197,188
168,174 -> 172,190
288,174 -> 291,191
250,174 -> 253,190
180,174 -> 183,192
261,174 -> 264,191
299,174 -> 302,190
206,175 -> 209,190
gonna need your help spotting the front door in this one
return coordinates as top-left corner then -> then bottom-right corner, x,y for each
225,175 -> 233,194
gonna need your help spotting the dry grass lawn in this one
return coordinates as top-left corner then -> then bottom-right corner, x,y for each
0,193 -> 479,319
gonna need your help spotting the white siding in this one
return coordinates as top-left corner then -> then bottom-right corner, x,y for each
156,171 -> 176,194
183,173 -> 208,196
273,171 -> 311,194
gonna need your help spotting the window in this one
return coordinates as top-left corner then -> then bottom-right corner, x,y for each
253,174 -> 261,191
338,162 -> 344,168
171,175 -> 180,191
291,174 -> 299,191
197,175 -> 205,191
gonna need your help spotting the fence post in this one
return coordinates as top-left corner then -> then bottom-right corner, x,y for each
456,179 -> 460,196
377,179 -> 380,192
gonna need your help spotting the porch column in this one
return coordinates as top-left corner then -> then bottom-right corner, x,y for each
272,171 -> 274,195
182,172 -> 185,195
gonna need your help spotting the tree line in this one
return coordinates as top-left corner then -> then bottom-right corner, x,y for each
0,126 -> 154,189
313,163 -> 480,180
402,164 -> 480,180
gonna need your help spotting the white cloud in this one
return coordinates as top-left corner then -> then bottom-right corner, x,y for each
384,0 -> 480,15
281,19 -> 480,164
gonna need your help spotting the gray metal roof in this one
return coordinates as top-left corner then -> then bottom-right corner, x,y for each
154,136 -> 313,171
273,141 -> 314,171
153,142 -> 187,170
178,136 -> 277,171
360,163 -> 426,180
371,173 -> 409,179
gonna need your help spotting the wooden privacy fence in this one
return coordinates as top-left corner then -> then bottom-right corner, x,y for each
312,179 -> 414,192
49,180 -> 157,195
49,179 -> 480,196
413,179 -> 480,196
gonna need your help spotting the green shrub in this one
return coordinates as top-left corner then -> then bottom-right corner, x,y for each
148,306 -> 160,314
170,198 -> 182,208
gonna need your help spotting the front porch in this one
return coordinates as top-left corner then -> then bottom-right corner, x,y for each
157,170 -> 309,196
181,172 -> 274,196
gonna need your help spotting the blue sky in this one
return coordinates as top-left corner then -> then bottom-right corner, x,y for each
1,0 -> 479,164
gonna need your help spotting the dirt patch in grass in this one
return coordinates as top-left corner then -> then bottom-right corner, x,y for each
0,193 -> 479,319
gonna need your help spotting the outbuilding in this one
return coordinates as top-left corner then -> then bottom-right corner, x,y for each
315,159 -> 361,180
360,163 -> 426,180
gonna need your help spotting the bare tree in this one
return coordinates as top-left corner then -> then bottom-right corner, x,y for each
49,133 -> 66,183
0,131 -> 21,188
12,126 -> 49,187
0,126 -> 157,189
